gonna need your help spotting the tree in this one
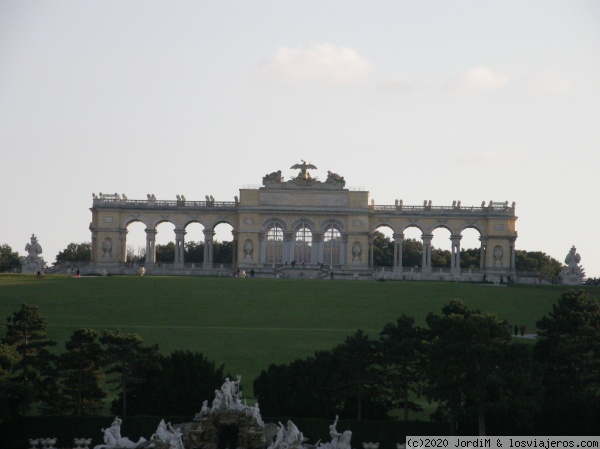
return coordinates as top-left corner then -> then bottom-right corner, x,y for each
0,342 -> 22,422
484,343 -> 542,435
100,330 -> 160,416
156,242 -> 176,263
534,290 -> 600,433
157,240 -> 232,264
58,329 -> 106,416
126,246 -> 145,263
3,304 -> 57,414
402,238 -> 422,268
377,315 -> 426,421
460,248 -> 480,270
425,300 -> 511,436
431,247 -> 450,268
213,240 -> 233,264
55,242 -> 92,263
254,351 -> 339,419
184,241 -> 204,264
330,330 -> 386,420
254,331 -> 387,420
117,350 -> 225,415
515,250 -> 562,278
373,231 -> 393,267
536,290 -> 600,390
0,244 -> 21,272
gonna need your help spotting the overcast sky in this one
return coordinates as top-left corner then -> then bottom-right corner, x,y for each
1,1 -> 599,277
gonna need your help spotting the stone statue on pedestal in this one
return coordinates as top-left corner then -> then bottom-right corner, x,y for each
325,171 -> 346,187
220,375 -> 241,409
561,245 -> 585,285
22,234 -> 46,274
263,170 -> 283,185
25,234 -> 42,259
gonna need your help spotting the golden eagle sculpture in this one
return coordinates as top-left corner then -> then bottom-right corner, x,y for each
290,160 -> 317,180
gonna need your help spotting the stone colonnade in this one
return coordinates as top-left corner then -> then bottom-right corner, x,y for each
371,232 -> 517,273
89,188 -> 518,279
135,227 -> 230,268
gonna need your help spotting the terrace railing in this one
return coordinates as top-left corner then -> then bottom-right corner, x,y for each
370,202 -> 515,216
92,196 -> 237,209
92,193 -> 515,216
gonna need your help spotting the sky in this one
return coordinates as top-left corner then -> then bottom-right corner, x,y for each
1,1 -> 599,277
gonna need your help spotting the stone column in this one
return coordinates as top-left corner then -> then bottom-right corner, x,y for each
368,233 -> 375,267
479,236 -> 487,270
145,229 -> 157,267
422,234 -> 433,273
175,229 -> 186,267
393,233 -> 404,272
203,229 -> 215,268
451,235 -> 462,275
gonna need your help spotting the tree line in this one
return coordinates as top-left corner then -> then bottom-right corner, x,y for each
0,304 -> 226,421
253,290 -> 600,435
129,240 -> 234,264
1,237 -> 563,276
373,232 -> 563,277
2,291 -> 598,436
52,241 -> 235,265
0,240 -> 234,272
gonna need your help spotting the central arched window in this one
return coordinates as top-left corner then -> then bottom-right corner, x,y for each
294,225 -> 312,263
323,225 -> 341,266
266,223 -> 283,264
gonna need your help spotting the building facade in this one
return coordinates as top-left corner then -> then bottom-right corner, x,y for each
89,163 -> 517,281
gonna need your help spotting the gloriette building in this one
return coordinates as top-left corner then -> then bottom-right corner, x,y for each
89,161 -> 517,281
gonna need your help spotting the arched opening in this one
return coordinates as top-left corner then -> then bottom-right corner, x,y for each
402,226 -> 423,269
373,225 -> 394,268
431,227 -> 452,269
125,220 -> 146,263
155,221 -> 176,264
294,223 -> 313,265
323,224 -> 341,267
460,227 -> 483,270
213,222 -> 234,264
184,222 -> 205,265
266,222 -> 283,265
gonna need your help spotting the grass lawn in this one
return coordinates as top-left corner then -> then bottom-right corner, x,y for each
1,274 -> 596,407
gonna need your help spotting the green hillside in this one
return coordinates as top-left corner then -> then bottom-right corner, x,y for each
1,274 -> 595,399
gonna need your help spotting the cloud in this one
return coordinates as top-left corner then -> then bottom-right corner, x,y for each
451,67 -> 509,92
462,151 -> 520,165
528,72 -> 571,95
260,43 -> 373,85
